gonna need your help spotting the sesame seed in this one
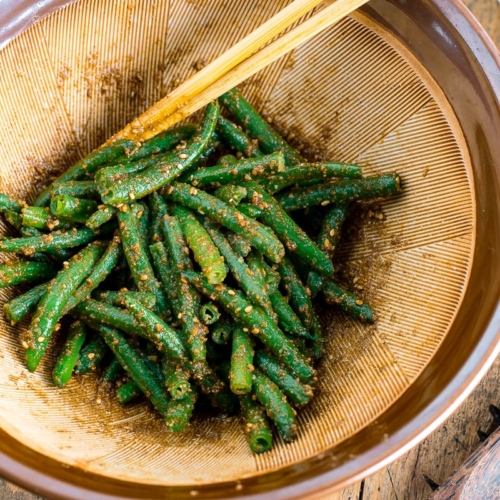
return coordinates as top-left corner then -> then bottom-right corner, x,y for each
329,229 -> 335,236
252,328 -> 259,334
129,192 -> 135,200
244,305 -> 253,313
37,336 -> 45,343
179,153 -> 188,159
243,327 -> 249,332
155,324 -> 162,332
321,200 -> 330,206
88,353 -> 95,359
96,398 -> 102,404
139,274 -> 148,281
22,341 -> 29,350
356,299 -> 364,305
227,290 -> 235,296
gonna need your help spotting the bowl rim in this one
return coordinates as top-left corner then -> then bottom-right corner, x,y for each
0,0 -> 499,499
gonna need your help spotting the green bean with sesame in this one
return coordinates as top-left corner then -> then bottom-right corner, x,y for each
172,204 -> 226,285
164,182 -> 284,264
0,261 -> 58,289
179,152 -> 284,188
97,102 -> 219,205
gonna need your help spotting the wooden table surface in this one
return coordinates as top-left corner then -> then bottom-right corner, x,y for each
1,1 -> 499,499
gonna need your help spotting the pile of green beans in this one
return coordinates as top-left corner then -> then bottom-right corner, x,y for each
0,88 -> 402,454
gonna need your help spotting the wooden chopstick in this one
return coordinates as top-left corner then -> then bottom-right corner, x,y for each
108,0 -> 325,143
109,0 -> 370,144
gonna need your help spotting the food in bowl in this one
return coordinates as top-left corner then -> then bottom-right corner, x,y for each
0,86 -> 402,454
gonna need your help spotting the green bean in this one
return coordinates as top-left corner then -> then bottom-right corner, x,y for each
200,302 -> 220,325
165,182 -> 284,264
219,88 -> 304,167
148,192 -> 168,245
307,272 -> 325,300
162,359 -> 192,400
307,203 -> 350,298
216,115 -> 263,158
276,174 -> 402,211
97,102 -> 220,205
227,233 -> 252,258
252,371 -> 297,442
98,324 -> 170,416
246,250 -> 267,290
318,204 -> 350,259
0,193 -> 23,214
240,394 -> 272,453
244,181 -> 334,277
131,201 -> 151,255
119,295 -> 189,364
52,321 -> 88,386
117,205 -> 163,299
21,207 -> 72,231
229,326 -> 254,395
254,351 -> 313,407
5,221 -> 59,264
161,216 -> 208,362
201,219 -> 274,316
184,271 -> 314,384
192,362 -> 238,413
52,181 -> 100,199
188,131 -> 222,170
103,357 -> 124,383
34,139 -> 137,207
322,280 -> 374,323
191,361 -> 225,395
210,316 -> 232,345
216,154 -> 238,166
269,291 -> 313,340
309,317 -> 325,359
172,205 -> 226,285
96,291 -> 157,310
3,210 -> 23,231
0,261 -> 57,288
234,203 -> 263,219
179,152 -> 284,188
262,163 -> 363,194
50,195 -> 99,224
116,380 -> 142,403
3,282 -> 48,324
149,242 -> 179,317
73,332 -> 108,375
72,299 -> 143,336
62,235 -> 123,315
277,257 -> 315,331
214,185 -> 247,206
86,206 -> 117,230
165,389 -> 197,432
24,242 -> 105,371
128,124 -> 197,161
262,260 -> 280,294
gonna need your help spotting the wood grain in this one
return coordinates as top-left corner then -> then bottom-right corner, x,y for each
430,426 -> 500,499
0,0 -> 497,498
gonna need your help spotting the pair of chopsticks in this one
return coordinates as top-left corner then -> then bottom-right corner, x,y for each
108,0 -> 370,144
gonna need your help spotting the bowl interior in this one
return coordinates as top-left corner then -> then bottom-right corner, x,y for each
0,0 -> 489,497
